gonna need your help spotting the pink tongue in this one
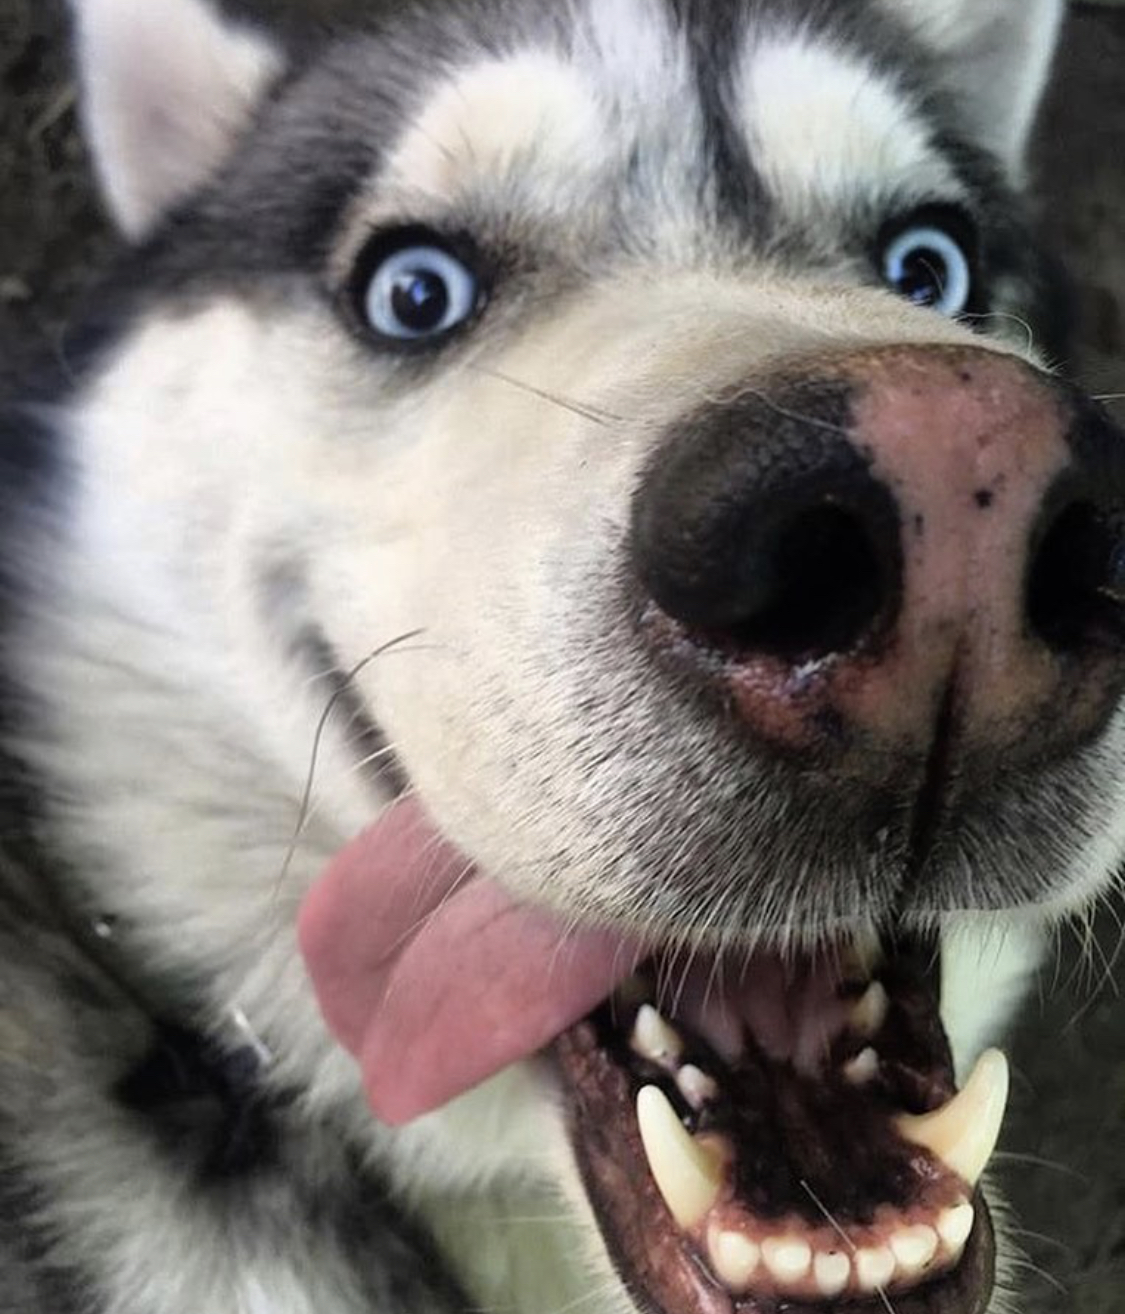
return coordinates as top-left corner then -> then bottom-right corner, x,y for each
298,800 -> 641,1125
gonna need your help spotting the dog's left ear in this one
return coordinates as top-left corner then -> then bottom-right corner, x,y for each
70,0 -> 284,240
884,0 -> 1063,179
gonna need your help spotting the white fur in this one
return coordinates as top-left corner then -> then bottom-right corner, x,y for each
575,0 -> 708,241
368,3 -> 705,253
882,0 -> 1064,178
941,920 -> 1048,1080
383,54 -> 608,207
577,0 -> 686,109
71,0 -> 281,236
739,37 -> 962,218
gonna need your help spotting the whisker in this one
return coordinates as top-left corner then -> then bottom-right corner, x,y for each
958,311 -> 1036,356
386,857 -> 479,958
799,1180 -> 900,1314
799,1180 -> 857,1255
540,1277 -> 632,1314
471,364 -> 628,426
472,1213 -> 585,1227
273,629 -> 425,896
1003,1254 -> 1069,1297
1063,907 -> 1125,1030
1002,1226 -> 1076,1256
990,1150 -> 1087,1182
725,383 -> 852,437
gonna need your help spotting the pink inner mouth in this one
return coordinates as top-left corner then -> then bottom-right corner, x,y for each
299,802 -> 995,1313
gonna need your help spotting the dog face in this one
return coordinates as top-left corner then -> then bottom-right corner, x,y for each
56,1 -> 1125,1312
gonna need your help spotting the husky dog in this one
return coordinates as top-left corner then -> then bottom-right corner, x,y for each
2,0 -> 1122,1312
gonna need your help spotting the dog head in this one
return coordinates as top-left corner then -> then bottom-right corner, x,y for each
61,1 -> 1125,1312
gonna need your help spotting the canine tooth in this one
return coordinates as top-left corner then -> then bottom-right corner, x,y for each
850,982 -> 889,1037
937,1201 -> 975,1253
895,1049 -> 1009,1187
632,1005 -> 684,1065
813,1252 -> 851,1298
708,1228 -> 760,1290
843,1047 -> 879,1086
677,1064 -> 718,1110
761,1237 -> 812,1284
855,1246 -> 896,1292
636,1086 -> 723,1229
890,1225 -> 939,1275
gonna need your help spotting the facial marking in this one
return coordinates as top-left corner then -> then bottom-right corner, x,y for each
578,0 -> 689,110
738,38 -> 961,214
383,53 -> 607,204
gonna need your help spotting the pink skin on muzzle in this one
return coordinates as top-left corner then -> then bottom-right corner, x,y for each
298,799 -> 641,1125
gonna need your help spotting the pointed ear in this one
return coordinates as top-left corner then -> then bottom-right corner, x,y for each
888,0 -> 1063,179
71,0 -> 284,239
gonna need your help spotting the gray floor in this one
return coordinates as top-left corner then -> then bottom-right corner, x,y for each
2,2 -> 1124,1309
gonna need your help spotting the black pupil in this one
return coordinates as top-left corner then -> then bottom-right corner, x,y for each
390,268 -> 450,332
894,248 -> 949,308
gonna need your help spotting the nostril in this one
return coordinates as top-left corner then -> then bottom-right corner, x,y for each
631,385 -> 904,666
719,503 -> 887,660
1027,497 -> 1125,651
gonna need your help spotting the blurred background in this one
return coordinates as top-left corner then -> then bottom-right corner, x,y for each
1,1 -> 1124,1308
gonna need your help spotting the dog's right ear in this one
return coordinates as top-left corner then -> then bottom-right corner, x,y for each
884,0 -> 1063,181
70,0 -> 284,240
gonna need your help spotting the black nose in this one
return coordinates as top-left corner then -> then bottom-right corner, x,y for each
631,383 -> 902,660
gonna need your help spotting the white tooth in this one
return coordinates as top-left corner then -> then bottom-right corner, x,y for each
761,1237 -> 812,1285
707,1227 -> 760,1290
850,982 -> 889,1037
677,1064 -> 718,1110
813,1251 -> 851,1298
843,1047 -> 880,1086
890,1225 -> 939,1275
635,1086 -> 723,1229
895,1049 -> 1009,1187
937,1201 -> 976,1253
855,1246 -> 896,1292
632,1005 -> 684,1066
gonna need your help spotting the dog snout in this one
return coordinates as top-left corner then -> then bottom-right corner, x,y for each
632,345 -> 1125,770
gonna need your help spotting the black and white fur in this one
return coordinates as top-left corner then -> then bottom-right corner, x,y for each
0,1 -> 1104,1312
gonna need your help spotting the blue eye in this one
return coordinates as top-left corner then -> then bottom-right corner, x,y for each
359,237 -> 482,342
881,220 -> 974,318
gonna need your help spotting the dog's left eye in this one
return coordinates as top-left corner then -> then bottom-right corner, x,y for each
356,234 -> 482,343
879,214 -> 975,318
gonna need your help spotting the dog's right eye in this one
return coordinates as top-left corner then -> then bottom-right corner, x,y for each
353,230 -> 484,344
877,208 -> 977,318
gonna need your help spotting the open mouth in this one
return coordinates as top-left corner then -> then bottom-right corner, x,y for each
555,937 -> 1002,1314
298,776 -> 1006,1314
